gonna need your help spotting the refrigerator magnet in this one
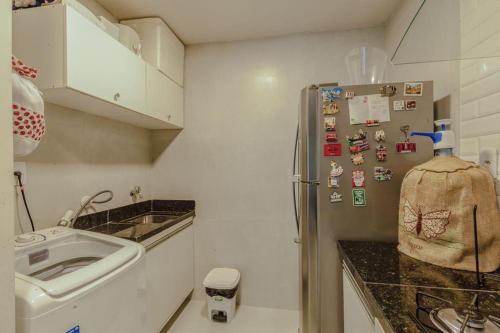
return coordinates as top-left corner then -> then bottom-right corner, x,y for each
349,140 -> 369,154
323,102 -> 339,115
352,189 -> 366,207
346,130 -> 369,153
396,142 -> 417,153
329,162 -> 343,188
328,176 -> 340,188
350,152 -> 365,165
346,129 -> 367,143
324,116 -> 336,131
405,100 -> 417,110
326,132 -> 337,142
396,125 -> 416,153
375,130 -> 385,142
366,119 -> 380,127
404,82 -> 423,96
352,170 -> 365,187
380,85 -> 397,97
393,100 -> 405,111
374,166 -> 393,181
330,161 -> 344,177
375,145 -> 387,161
331,87 -> 344,98
330,192 -> 343,203
321,88 -> 341,115
324,143 -> 342,156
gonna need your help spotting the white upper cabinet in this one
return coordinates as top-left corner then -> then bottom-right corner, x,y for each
65,7 -> 145,112
121,17 -> 185,87
146,65 -> 184,129
13,4 -> 184,130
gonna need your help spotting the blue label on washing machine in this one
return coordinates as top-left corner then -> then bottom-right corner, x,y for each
66,326 -> 80,333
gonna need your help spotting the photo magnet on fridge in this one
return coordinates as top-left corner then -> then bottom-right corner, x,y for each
324,116 -> 336,131
405,100 -> 417,110
328,176 -> 340,188
352,189 -> 366,207
321,88 -> 340,115
404,82 -> 423,96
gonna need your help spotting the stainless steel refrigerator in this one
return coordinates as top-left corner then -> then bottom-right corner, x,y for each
294,82 -> 434,333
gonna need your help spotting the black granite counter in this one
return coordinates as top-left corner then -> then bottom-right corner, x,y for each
74,200 -> 195,243
338,241 -> 500,333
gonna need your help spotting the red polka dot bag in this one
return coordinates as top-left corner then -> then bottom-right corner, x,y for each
11,55 -> 45,156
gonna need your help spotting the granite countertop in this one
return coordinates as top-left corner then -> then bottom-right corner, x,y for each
338,241 -> 500,333
74,200 -> 195,243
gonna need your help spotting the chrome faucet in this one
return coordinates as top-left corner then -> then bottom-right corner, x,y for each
58,190 -> 114,228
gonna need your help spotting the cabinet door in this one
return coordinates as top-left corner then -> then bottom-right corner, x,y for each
65,6 -> 146,112
343,269 -> 374,333
146,65 -> 184,128
159,23 -> 185,86
146,225 -> 194,333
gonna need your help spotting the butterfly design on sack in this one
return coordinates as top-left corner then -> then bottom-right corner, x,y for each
403,201 -> 451,239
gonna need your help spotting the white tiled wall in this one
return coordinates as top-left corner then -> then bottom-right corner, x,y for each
151,28 -> 386,318
15,103 -> 153,233
459,0 -> 500,204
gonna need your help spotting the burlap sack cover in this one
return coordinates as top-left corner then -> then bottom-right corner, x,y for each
398,156 -> 500,272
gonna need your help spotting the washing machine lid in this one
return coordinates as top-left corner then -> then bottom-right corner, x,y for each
15,228 -> 144,297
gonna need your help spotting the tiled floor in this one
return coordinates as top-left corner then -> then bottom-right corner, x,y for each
164,300 -> 299,333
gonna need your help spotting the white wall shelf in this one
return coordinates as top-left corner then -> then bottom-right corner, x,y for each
13,4 -> 183,130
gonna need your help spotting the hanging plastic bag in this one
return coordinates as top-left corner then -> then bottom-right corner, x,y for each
11,56 -> 45,157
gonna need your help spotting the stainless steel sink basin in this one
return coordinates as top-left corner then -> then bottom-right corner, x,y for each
122,214 -> 178,225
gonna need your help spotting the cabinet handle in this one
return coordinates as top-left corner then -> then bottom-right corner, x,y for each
114,93 -> 121,101
167,114 -> 172,121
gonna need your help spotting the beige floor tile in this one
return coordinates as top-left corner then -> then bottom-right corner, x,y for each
165,300 -> 298,333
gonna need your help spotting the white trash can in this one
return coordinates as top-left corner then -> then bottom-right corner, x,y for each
203,268 -> 240,323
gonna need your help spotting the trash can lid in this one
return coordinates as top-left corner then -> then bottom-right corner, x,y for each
203,268 -> 240,289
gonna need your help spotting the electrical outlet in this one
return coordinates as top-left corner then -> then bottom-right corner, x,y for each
479,148 -> 499,196
14,162 -> 27,185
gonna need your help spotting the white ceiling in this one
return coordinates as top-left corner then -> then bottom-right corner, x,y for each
96,0 -> 401,45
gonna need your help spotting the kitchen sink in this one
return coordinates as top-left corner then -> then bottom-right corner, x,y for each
122,214 -> 179,225
86,211 -> 194,243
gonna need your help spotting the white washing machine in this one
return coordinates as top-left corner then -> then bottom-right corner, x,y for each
15,227 -> 147,333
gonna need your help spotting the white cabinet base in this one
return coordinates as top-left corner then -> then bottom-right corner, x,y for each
145,221 -> 194,333
343,264 -> 387,333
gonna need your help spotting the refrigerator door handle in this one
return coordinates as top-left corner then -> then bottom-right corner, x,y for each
300,180 -> 320,185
